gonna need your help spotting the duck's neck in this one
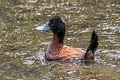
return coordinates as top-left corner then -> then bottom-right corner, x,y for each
52,34 -> 64,45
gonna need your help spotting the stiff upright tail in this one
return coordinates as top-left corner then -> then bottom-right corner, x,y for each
85,31 -> 98,59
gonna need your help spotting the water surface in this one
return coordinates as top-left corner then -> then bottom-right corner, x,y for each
0,0 -> 120,80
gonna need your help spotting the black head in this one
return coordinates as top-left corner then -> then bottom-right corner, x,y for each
49,16 -> 66,43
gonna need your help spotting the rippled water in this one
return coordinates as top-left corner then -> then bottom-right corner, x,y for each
0,0 -> 120,80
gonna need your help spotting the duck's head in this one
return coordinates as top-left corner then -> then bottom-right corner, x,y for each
36,16 -> 66,43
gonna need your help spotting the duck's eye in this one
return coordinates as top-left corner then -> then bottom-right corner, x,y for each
51,20 -> 56,24
55,17 -> 60,21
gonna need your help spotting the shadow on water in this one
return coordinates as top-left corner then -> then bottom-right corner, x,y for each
0,0 -> 120,80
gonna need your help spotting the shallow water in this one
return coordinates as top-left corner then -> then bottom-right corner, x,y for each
0,0 -> 120,80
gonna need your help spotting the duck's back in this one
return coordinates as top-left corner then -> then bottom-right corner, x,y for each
58,45 -> 86,60
45,44 -> 86,61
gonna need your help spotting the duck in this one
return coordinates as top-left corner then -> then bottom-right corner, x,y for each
36,16 -> 98,61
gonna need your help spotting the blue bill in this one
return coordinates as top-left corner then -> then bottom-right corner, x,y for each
36,22 -> 50,30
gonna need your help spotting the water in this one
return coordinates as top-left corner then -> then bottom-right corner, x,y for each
0,0 -> 120,80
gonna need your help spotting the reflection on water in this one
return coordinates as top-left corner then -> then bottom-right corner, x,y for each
0,0 -> 120,79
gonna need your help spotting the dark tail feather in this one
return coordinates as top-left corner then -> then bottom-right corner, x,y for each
85,31 -> 98,59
